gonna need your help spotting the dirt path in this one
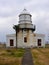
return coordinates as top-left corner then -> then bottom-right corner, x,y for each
21,48 -> 33,65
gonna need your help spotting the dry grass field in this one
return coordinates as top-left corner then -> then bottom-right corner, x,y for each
0,48 -> 25,65
0,47 -> 49,65
31,48 -> 49,65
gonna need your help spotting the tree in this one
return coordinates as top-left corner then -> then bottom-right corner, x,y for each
13,25 -> 19,48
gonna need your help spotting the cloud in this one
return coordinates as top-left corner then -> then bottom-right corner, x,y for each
0,0 -> 49,42
25,0 -> 49,12
33,12 -> 49,35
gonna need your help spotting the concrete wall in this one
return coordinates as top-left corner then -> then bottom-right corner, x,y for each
6,32 -> 45,48
6,34 -> 16,47
33,34 -> 45,47
17,30 -> 33,48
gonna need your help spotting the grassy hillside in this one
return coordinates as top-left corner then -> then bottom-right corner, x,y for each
0,48 -> 25,65
31,48 -> 49,65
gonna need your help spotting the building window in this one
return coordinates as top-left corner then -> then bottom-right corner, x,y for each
38,39 -> 41,46
10,39 -> 14,46
24,37 -> 27,42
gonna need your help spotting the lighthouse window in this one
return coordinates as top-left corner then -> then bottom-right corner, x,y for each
24,37 -> 27,42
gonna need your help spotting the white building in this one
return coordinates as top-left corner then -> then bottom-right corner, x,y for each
6,9 -> 45,48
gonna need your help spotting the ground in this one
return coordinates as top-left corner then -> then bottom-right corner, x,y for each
0,48 -> 25,65
31,48 -> 49,65
0,47 -> 49,65
22,48 -> 33,65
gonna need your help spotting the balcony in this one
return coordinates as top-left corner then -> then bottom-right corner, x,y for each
19,23 -> 36,31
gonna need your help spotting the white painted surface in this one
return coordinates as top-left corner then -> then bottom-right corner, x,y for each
19,9 -> 32,24
6,32 -> 45,48
6,34 -> 16,47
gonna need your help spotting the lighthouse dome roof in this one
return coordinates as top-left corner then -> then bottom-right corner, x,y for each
19,8 -> 31,16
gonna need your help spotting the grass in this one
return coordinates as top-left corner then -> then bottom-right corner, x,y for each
0,47 -> 49,65
0,48 -> 25,65
31,48 -> 49,65
45,44 -> 49,48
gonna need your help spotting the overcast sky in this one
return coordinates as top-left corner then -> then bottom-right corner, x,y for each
0,0 -> 49,42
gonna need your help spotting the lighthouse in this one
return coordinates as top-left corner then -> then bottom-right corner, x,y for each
6,9 -> 45,48
13,9 -> 35,48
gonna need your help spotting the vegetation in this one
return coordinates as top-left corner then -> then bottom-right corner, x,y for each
0,48 -> 25,65
31,48 -> 49,65
45,44 -> 49,48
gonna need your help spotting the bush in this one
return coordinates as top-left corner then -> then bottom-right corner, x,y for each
1,53 -> 6,55
16,52 -> 24,57
6,50 -> 11,52
18,48 -> 25,52
10,52 -> 15,55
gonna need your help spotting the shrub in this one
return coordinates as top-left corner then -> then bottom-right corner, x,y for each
10,52 -> 15,55
6,50 -> 11,52
16,52 -> 24,57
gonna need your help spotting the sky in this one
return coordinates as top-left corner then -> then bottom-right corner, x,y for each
0,0 -> 49,42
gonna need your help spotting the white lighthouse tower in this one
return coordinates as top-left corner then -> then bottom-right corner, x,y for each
16,9 -> 35,48
19,9 -> 35,30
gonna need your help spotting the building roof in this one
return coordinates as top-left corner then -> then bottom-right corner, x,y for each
6,33 -> 45,37
6,34 -> 16,37
33,33 -> 45,37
